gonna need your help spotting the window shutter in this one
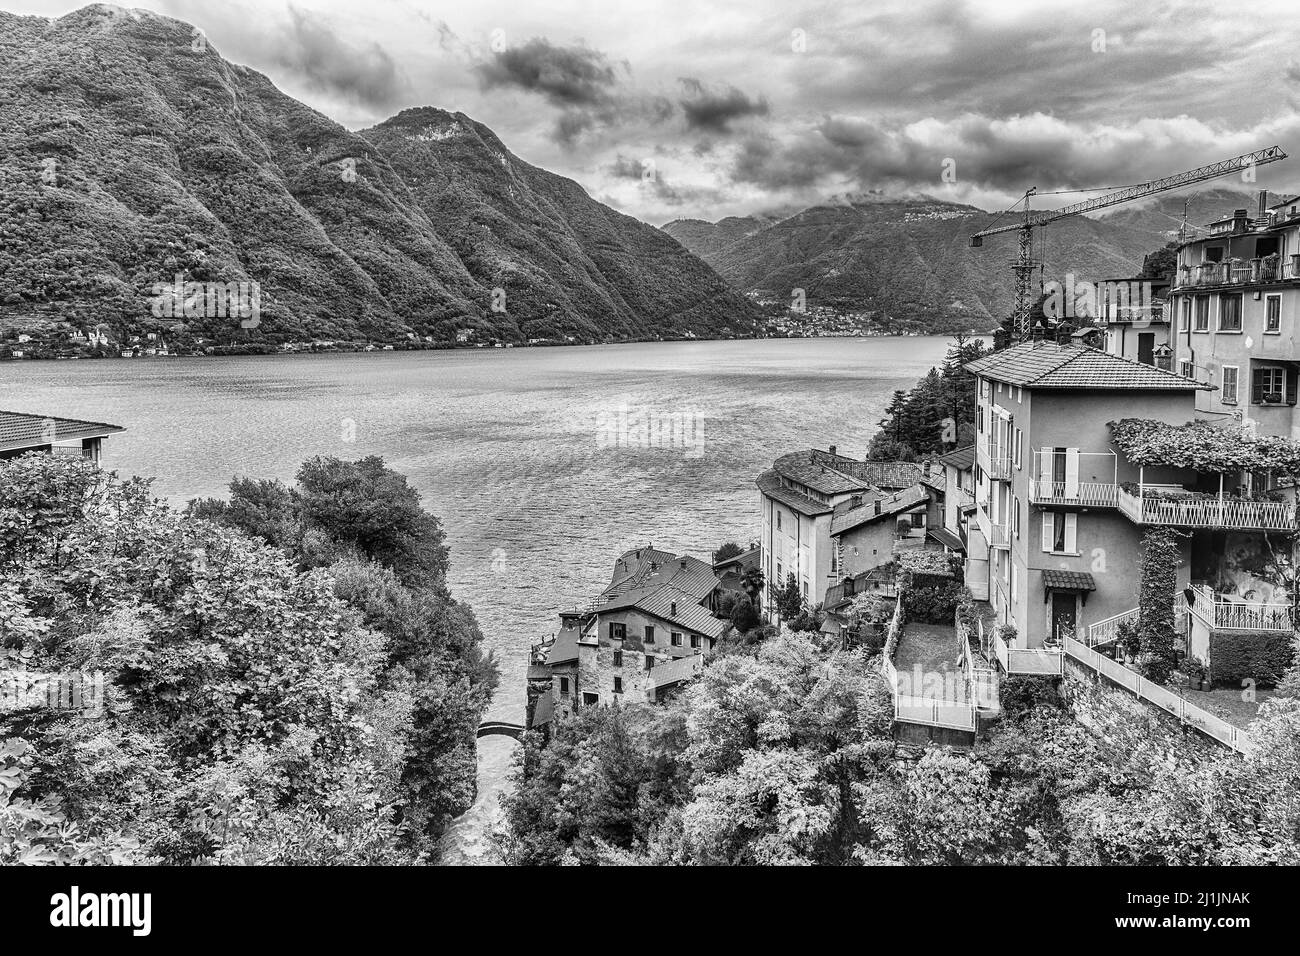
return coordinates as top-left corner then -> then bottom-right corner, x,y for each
1064,449 -> 1080,497
1064,513 -> 1078,553
1252,369 -> 1265,404
1041,513 -> 1054,553
1014,428 -> 1023,468
1288,368 -> 1298,406
1038,447 -> 1053,498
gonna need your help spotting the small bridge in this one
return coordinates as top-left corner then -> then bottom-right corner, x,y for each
477,720 -> 526,741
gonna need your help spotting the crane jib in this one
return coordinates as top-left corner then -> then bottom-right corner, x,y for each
969,146 -> 1288,242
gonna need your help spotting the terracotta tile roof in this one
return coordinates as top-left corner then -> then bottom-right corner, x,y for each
651,653 -> 704,690
584,549 -> 728,640
830,484 -> 930,536
963,342 -> 1209,391
771,450 -> 922,495
0,409 -> 125,453
756,469 -> 832,516
1041,569 -> 1097,591
937,445 -> 975,471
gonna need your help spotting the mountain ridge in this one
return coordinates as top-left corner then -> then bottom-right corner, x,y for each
0,5 -> 760,348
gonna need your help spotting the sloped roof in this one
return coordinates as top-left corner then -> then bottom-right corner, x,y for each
652,653 -> 704,690
963,342 -> 1209,391
756,469 -> 832,516
937,445 -> 975,471
1041,569 -> 1097,591
771,450 -> 922,495
585,549 -> 728,640
830,484 -> 930,536
0,409 -> 125,452
546,622 -> 583,665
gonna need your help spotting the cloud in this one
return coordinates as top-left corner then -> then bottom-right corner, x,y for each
267,5 -> 406,109
678,79 -> 768,132
475,37 -> 618,107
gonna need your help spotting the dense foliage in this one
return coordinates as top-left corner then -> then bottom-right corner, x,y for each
1134,529 -> 1182,682
1209,630 -> 1294,686
0,8 -> 757,348
868,336 -> 986,460
1109,419 -> 1300,475
501,629 -> 1300,865
0,453 -> 495,864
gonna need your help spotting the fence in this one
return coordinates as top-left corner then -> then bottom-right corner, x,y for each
1187,584 -> 1292,633
880,598 -> 978,732
1062,636 -> 1252,754
991,626 -> 1064,675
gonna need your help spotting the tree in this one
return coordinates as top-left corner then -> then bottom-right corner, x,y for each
770,572 -> 805,624
714,541 -> 745,562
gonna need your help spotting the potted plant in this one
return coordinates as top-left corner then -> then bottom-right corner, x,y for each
1263,392 -> 1284,405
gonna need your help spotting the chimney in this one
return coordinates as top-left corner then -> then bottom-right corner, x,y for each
679,558 -> 687,569
670,601 -> 677,617
874,499 -> 881,515
829,445 -> 837,457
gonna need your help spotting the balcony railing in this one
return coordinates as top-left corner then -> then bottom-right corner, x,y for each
1187,584 -> 1293,633
1174,256 -> 1298,289
1030,479 -> 1118,508
977,444 -> 1012,480
1085,593 -> 1187,647
1115,485 -> 1294,532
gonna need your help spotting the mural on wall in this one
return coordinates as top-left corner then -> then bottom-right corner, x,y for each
1199,531 -> 1292,603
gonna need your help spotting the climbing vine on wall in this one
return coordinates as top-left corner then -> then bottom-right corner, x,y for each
1135,527 -> 1184,683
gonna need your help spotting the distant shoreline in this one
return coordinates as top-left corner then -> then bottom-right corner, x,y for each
0,329 -> 996,363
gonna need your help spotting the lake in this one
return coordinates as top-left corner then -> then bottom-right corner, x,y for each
0,335 -> 960,863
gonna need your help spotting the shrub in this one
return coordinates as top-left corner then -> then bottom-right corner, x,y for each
1209,631 -> 1294,686
998,675 -> 1064,720
903,580 -> 965,624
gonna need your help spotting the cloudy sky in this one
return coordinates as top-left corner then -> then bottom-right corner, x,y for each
14,0 -> 1300,224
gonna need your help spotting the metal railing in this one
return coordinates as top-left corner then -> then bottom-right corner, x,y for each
992,626 -> 1064,675
1174,257 -> 1293,289
977,444 -> 1012,480
1115,486 -> 1294,532
1062,637 -> 1252,754
1186,584 -> 1293,633
1030,480 -> 1118,508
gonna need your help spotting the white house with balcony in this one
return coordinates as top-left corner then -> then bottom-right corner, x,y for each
0,409 -> 125,464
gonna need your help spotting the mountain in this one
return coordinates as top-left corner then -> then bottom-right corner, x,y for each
0,5 -> 759,347
664,187 -> 1298,333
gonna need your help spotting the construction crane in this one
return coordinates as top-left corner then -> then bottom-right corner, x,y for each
970,146 -> 1289,340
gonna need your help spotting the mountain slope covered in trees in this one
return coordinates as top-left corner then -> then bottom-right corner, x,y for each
0,6 -> 758,347
662,187 -> 1294,332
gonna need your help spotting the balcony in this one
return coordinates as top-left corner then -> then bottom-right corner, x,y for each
1174,255 -> 1300,290
1029,479 -> 1118,508
977,443 -> 1012,480
976,506 -> 1010,550
1187,584 -> 1292,633
1115,484 -> 1294,532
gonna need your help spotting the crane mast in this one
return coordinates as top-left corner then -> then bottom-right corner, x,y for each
970,146 -> 1288,340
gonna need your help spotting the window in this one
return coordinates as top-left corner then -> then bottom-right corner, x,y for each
1014,427 -> 1022,469
1221,365 -> 1238,405
911,512 -> 924,529
1253,367 -> 1288,404
1218,294 -> 1243,332
690,634 -> 701,648
801,579 -> 808,598
645,656 -> 654,671
671,632 -> 683,647
613,677 -> 623,694
1180,298 -> 1191,330
559,676 -> 569,695
644,625 -> 655,643
1194,295 -> 1209,331
829,545 -> 838,575
776,561 -> 783,582
609,622 -> 625,641
1012,497 -> 1020,539
1266,295 -> 1281,333
1180,360 -> 1194,379
613,650 -> 623,667
582,693 -> 598,706
1041,512 -> 1077,554
776,511 -> 782,531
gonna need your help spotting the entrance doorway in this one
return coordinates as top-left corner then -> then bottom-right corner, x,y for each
1051,591 -> 1077,642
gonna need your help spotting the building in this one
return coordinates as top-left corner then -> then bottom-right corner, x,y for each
528,547 -> 729,729
963,341 -> 1214,648
828,483 -> 930,580
1166,191 -> 1300,439
0,410 -> 125,463
756,448 -> 921,613
1098,275 -> 1172,366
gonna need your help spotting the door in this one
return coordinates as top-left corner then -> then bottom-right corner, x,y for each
1137,332 -> 1155,366
1051,592 -> 1076,643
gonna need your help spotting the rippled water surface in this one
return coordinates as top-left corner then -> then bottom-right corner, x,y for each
2,336 -> 959,862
